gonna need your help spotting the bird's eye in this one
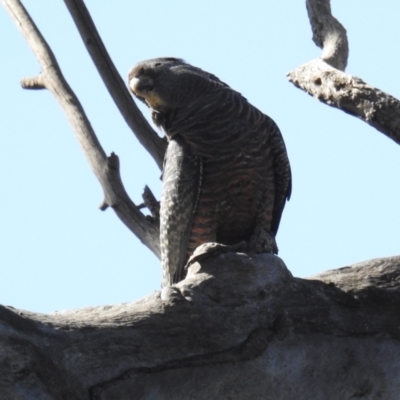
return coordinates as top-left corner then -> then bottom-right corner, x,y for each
138,67 -> 145,75
154,63 -> 162,67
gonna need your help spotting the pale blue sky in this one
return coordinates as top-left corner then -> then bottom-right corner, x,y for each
1,2 -> 399,313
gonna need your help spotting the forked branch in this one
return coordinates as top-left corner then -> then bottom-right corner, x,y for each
2,0 -> 161,258
288,0 -> 400,146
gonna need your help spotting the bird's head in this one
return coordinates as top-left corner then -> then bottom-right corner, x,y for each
128,57 -> 230,118
129,58 -> 181,113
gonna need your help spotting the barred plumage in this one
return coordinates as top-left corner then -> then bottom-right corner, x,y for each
129,58 -> 291,288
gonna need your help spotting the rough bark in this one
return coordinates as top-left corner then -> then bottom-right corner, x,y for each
0,253 -> 399,399
2,0 -> 161,258
288,0 -> 400,146
288,59 -> 400,146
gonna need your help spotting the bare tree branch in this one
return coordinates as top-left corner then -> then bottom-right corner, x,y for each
20,75 -> 45,89
306,0 -> 348,70
2,0 -> 161,258
0,253 -> 399,398
63,0 -> 166,170
288,0 -> 400,146
288,59 -> 400,146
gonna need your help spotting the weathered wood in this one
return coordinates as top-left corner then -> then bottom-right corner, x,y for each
1,0 -> 161,258
288,0 -> 400,146
288,59 -> 400,146
0,253 -> 399,399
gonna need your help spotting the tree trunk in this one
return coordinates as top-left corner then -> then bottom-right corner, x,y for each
1,253 -> 399,399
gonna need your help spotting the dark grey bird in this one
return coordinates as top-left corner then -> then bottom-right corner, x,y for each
129,58 -> 291,287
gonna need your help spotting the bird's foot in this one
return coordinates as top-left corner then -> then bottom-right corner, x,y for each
185,241 -> 247,269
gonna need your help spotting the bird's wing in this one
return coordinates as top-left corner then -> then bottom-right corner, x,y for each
160,135 -> 202,287
267,117 -> 292,236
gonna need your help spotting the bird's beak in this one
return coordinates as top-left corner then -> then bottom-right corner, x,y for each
129,77 -> 140,94
129,76 -> 166,111
129,76 -> 153,97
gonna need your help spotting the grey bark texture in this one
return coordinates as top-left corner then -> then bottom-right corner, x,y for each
288,59 -> 400,147
288,0 -> 400,146
0,253 -> 399,399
